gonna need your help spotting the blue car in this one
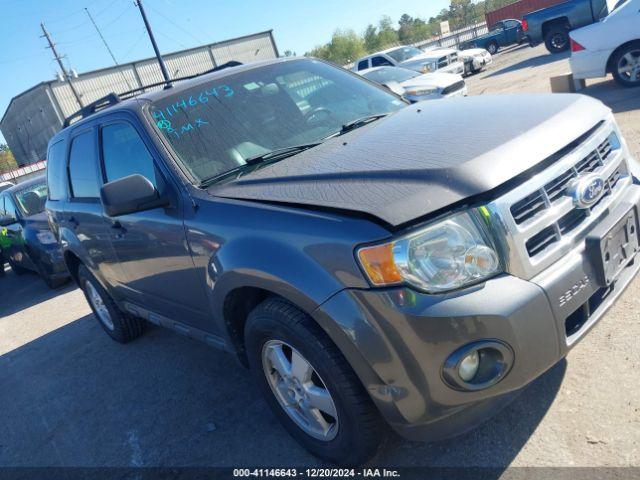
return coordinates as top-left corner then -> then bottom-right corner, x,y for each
460,19 -> 524,55
0,175 -> 69,287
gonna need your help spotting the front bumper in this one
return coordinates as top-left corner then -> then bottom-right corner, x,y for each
315,185 -> 640,441
472,55 -> 492,70
33,245 -> 69,279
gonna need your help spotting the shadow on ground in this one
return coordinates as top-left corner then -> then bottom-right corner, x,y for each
0,300 -> 566,468
582,79 -> 640,114
486,50 -> 570,79
0,267 -> 74,318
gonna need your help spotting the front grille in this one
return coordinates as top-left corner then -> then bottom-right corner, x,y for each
511,136 -> 613,226
484,120 -> 633,279
523,161 -> 627,257
442,80 -> 465,95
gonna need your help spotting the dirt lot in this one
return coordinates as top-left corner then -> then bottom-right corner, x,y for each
0,44 -> 639,469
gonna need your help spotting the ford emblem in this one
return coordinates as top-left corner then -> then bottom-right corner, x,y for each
569,173 -> 606,209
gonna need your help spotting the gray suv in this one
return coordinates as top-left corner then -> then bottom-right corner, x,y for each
46,58 -> 640,465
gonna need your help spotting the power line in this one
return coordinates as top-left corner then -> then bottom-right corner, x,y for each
84,7 -> 134,90
144,2 -> 205,45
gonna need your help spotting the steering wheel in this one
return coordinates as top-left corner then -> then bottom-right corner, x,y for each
303,107 -> 336,126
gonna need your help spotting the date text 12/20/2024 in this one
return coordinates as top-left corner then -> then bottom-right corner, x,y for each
233,469 -> 401,478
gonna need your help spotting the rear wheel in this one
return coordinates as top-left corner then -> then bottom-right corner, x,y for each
544,26 -> 569,53
78,265 -> 145,343
487,42 -> 498,55
245,297 -> 386,465
611,42 -> 640,88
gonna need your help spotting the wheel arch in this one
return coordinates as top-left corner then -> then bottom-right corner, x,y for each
606,39 -> 640,73
542,16 -> 570,35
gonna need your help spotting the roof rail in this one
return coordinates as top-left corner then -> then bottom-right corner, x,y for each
61,60 -> 243,128
62,93 -> 120,128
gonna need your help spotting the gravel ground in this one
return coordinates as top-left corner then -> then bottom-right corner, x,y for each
0,44 -> 639,470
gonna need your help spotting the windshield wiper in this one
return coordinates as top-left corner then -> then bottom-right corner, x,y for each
198,142 -> 322,188
243,142 -> 323,165
324,113 -> 390,139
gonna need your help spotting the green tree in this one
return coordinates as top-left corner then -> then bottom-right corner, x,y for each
307,29 -> 366,65
376,15 -> 399,48
282,50 -> 297,57
363,24 -> 380,52
0,144 -> 17,174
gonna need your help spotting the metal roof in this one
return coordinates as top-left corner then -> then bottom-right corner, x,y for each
1,30 -> 276,125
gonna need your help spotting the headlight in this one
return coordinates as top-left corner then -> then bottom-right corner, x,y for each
404,86 -> 438,96
36,230 -> 57,245
357,211 -> 501,293
421,62 -> 437,73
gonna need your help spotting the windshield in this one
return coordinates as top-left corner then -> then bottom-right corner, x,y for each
362,67 -> 419,84
386,46 -> 424,63
13,181 -> 47,216
148,59 -> 404,183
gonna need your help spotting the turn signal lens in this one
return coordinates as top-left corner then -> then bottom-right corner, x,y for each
358,243 -> 402,286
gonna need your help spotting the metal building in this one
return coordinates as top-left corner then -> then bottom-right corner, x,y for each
0,30 -> 279,166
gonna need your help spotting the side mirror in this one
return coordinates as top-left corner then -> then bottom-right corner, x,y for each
0,214 -> 16,226
100,174 -> 169,217
382,81 -> 406,97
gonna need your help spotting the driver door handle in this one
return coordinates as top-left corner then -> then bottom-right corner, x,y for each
110,221 -> 127,237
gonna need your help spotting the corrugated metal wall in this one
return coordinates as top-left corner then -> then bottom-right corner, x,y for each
1,30 -> 278,166
0,85 -> 64,166
486,0 -> 566,26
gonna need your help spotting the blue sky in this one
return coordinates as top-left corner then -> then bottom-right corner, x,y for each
0,0 -> 450,144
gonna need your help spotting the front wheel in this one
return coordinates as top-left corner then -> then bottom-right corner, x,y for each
611,42 -> 640,88
245,298 -> 386,465
487,42 -> 498,55
8,259 -> 29,275
544,27 -> 569,53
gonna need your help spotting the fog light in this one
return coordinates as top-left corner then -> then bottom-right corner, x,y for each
458,351 -> 480,382
442,340 -> 514,391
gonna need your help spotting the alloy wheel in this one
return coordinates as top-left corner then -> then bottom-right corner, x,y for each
617,50 -> 640,84
86,281 -> 114,331
261,339 -> 339,441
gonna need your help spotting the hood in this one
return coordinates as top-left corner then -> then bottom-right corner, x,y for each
398,50 -> 453,68
21,211 -> 49,230
459,48 -> 488,57
400,72 -> 461,89
210,94 -> 610,228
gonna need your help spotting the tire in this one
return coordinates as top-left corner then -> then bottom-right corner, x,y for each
8,259 -> 29,275
544,26 -> 569,54
245,297 -> 386,465
611,42 -> 640,88
487,42 -> 498,55
78,264 -> 145,343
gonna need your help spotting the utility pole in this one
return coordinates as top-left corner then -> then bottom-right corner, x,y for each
40,22 -> 83,108
84,8 -> 133,90
134,0 -> 171,84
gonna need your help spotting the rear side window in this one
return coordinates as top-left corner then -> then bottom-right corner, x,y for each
357,60 -> 368,71
68,131 -> 100,199
371,56 -> 393,67
101,123 -> 158,188
47,140 -> 67,201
